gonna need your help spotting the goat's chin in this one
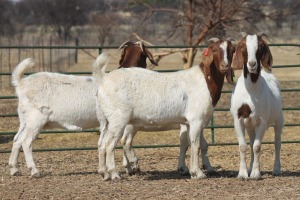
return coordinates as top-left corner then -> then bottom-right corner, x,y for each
247,68 -> 258,74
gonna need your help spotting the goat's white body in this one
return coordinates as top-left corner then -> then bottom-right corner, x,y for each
97,66 -> 215,179
9,58 -> 100,176
230,70 -> 283,179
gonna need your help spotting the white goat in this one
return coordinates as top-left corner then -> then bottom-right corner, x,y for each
9,41 -> 157,177
230,33 -> 284,180
95,39 -> 236,180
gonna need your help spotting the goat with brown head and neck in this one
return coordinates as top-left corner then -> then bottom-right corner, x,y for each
232,32 -> 273,82
118,41 -> 158,68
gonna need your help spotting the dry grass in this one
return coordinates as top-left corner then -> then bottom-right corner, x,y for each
0,43 -> 299,199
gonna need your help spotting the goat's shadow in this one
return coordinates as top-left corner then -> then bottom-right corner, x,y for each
135,169 -> 300,181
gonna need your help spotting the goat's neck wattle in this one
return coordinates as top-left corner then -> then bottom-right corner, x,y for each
200,62 -> 225,107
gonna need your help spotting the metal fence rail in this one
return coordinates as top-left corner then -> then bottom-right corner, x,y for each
0,44 -> 299,153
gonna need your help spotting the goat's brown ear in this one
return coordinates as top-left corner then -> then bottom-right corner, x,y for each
261,43 -> 273,72
226,68 -> 235,85
119,48 -> 126,66
201,47 -> 213,67
145,48 -> 158,66
231,48 -> 244,71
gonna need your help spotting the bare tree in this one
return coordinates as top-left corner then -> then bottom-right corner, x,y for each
129,0 -> 297,69
25,0 -> 92,42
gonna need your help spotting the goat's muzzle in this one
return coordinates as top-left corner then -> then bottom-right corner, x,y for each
247,60 -> 258,74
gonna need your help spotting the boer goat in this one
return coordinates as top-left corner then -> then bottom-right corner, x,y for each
95,38 -> 236,180
230,33 -> 284,180
9,41 -> 157,177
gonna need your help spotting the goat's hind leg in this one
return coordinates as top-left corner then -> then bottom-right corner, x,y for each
8,122 -> 26,176
121,125 -> 139,175
105,124 -> 126,180
178,124 -> 190,175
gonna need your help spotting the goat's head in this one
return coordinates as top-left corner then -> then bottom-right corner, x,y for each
118,41 -> 158,68
201,37 -> 236,84
232,33 -> 273,81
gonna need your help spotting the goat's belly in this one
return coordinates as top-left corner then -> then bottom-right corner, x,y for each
130,116 -> 186,127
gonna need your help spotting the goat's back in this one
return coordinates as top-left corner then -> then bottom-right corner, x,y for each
98,66 -> 213,125
17,72 -> 99,130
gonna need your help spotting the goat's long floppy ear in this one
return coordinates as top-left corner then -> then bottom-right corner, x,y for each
226,68 -> 235,85
145,48 -> 158,66
119,48 -> 126,65
231,45 -> 244,71
201,47 -> 213,67
261,42 -> 273,72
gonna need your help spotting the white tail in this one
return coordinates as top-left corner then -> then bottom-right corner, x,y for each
12,58 -> 35,87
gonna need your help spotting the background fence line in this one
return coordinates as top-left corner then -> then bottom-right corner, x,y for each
0,44 -> 299,153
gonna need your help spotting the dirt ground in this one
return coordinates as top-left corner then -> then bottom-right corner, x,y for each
0,45 -> 300,199
0,127 -> 300,200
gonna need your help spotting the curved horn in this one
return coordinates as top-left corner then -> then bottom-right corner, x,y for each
118,41 -> 133,50
135,41 -> 144,53
207,37 -> 220,44
226,37 -> 235,42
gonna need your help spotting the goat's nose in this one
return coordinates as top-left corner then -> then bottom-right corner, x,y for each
221,63 -> 228,69
248,61 -> 256,68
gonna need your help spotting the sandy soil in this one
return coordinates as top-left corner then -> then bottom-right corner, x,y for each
0,44 -> 299,200
0,140 -> 300,200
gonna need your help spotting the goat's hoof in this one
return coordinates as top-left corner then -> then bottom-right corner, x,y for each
237,170 -> 249,180
30,168 -> 40,178
30,172 -> 41,178
110,171 -> 121,181
10,168 -> 21,176
190,170 -> 206,179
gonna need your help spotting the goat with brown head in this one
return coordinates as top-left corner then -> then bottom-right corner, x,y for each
232,33 -> 273,82
118,41 -> 158,68
200,37 -> 236,106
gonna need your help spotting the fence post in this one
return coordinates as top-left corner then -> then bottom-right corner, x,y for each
210,115 -> 215,144
75,37 -> 79,64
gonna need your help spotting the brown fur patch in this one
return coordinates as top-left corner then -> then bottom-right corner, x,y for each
237,104 -> 252,118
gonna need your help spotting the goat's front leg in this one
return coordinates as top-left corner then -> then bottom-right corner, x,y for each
178,124 -> 189,175
188,122 -> 206,179
200,130 -> 216,174
247,128 -> 255,174
234,118 -> 248,180
249,124 -> 267,180
121,124 -> 139,175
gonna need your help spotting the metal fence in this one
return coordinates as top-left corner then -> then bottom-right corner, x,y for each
0,44 -> 299,153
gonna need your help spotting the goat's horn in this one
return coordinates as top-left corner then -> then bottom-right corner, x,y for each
226,37 -> 235,42
240,32 -> 247,38
257,32 -> 267,37
135,41 -> 144,53
118,41 -> 133,50
207,37 -> 220,44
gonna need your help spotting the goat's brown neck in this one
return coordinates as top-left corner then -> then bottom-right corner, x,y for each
200,63 -> 225,107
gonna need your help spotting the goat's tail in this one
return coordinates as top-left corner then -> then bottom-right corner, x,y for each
92,53 -> 109,79
12,58 -> 35,87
